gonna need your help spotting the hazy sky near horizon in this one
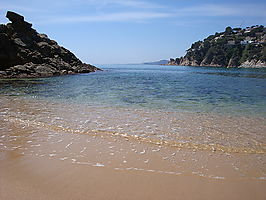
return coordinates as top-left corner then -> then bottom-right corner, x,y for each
0,0 -> 266,64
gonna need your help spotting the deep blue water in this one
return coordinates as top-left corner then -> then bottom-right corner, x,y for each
1,64 -> 266,117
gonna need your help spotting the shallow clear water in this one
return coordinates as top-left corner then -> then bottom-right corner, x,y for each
1,64 -> 266,117
1,65 -> 266,181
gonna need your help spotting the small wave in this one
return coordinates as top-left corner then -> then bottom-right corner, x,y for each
5,116 -> 266,155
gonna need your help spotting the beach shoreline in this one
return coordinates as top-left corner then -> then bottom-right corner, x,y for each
0,95 -> 265,199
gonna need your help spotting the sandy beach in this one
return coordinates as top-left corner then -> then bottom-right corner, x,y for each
1,2 -> 266,199
0,96 -> 265,199
1,154 -> 265,200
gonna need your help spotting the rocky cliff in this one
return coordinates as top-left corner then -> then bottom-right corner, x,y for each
0,11 -> 100,78
168,26 -> 266,68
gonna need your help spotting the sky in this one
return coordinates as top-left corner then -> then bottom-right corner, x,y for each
0,0 -> 266,64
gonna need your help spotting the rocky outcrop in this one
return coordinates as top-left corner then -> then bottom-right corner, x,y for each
240,60 -> 266,68
0,11 -> 100,78
168,25 -> 266,68
168,58 -> 181,65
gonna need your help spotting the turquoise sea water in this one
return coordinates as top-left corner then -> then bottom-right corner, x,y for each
0,64 -> 266,117
1,65 -> 266,178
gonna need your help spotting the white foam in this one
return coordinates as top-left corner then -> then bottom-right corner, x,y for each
139,149 -> 146,155
93,163 -> 105,167
80,147 -> 87,153
31,144 -> 41,147
75,161 -> 91,165
65,142 -> 73,149
209,175 -> 225,180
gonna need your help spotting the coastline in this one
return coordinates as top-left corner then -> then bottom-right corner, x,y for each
1,64 -> 266,199
163,63 -> 266,68
167,26 -> 266,69
0,95 -> 265,199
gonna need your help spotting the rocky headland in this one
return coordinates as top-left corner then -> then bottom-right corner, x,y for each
168,26 -> 266,68
0,11 -> 100,78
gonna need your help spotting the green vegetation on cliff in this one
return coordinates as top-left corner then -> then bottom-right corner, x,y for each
169,25 -> 266,68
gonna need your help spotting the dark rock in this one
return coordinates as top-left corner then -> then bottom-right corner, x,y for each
13,38 -> 26,47
6,11 -> 32,31
35,64 -> 56,76
0,11 -> 101,78
0,33 -> 20,70
11,64 -> 28,72
6,11 -> 24,23
61,70 -> 68,75
0,71 -> 7,76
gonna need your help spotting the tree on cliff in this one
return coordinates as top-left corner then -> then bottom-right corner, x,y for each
168,25 -> 266,67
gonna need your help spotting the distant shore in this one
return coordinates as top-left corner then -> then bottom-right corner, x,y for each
167,26 -> 266,68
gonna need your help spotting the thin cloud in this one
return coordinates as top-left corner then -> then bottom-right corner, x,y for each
40,11 -> 173,24
107,0 -> 165,9
81,0 -> 165,9
2,1 -> 265,26
0,3 -> 41,12
177,4 -> 266,17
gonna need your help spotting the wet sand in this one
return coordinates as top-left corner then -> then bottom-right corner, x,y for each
1,154 -> 265,200
0,96 -> 266,199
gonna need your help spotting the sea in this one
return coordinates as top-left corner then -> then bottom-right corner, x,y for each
1,64 -> 265,116
0,64 -> 266,180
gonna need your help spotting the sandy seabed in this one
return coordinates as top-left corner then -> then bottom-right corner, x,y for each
0,96 -> 265,200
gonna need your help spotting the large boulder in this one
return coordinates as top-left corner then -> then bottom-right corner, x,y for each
0,11 -> 101,78
6,11 -> 24,23
6,11 -> 32,30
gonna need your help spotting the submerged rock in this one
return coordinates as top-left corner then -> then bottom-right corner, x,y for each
0,11 -> 101,78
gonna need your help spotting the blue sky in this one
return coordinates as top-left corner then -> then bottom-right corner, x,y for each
0,0 -> 266,64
